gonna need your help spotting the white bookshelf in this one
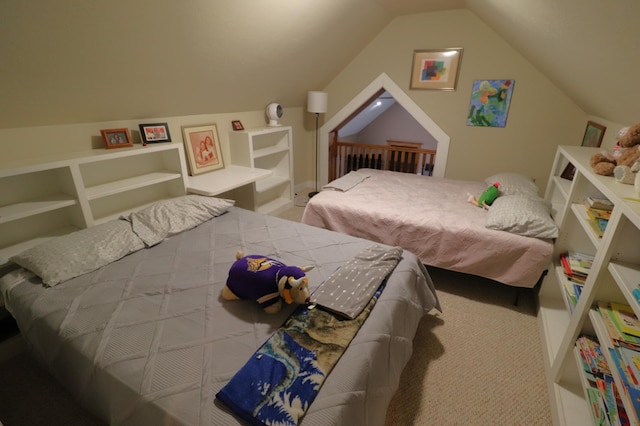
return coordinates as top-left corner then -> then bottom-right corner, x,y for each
539,145 -> 640,425
0,143 -> 187,262
228,126 -> 294,215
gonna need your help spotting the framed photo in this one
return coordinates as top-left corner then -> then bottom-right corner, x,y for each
182,124 -> 224,175
139,123 -> 172,144
410,48 -> 463,90
232,120 -> 244,131
560,163 -> 576,181
101,128 -> 133,149
466,79 -> 515,128
582,121 -> 606,147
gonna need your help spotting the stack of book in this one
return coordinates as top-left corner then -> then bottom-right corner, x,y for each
560,251 -> 594,311
584,196 -> 613,238
576,335 -> 629,425
597,302 -> 640,424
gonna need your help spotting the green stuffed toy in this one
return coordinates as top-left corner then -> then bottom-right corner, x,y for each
468,182 -> 500,209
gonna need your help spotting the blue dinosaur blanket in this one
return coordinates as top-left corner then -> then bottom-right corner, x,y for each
216,244 -> 402,425
216,284 -> 385,426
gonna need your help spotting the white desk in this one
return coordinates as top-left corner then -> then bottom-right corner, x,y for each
185,165 -> 272,196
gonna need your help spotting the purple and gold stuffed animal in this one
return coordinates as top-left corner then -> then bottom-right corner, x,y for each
222,251 -> 313,313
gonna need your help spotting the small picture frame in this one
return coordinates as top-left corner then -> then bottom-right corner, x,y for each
410,48 -> 463,91
560,163 -> 576,181
581,121 -> 606,148
139,123 -> 172,144
232,120 -> 244,131
182,124 -> 224,175
101,128 -> 133,149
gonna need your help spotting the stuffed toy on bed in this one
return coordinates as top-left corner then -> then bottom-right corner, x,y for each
468,182 -> 501,209
222,251 -> 313,313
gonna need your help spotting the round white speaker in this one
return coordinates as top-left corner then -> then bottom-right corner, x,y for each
266,102 -> 283,126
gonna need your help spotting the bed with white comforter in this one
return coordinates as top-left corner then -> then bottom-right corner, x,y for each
302,169 -> 556,288
1,199 -> 440,426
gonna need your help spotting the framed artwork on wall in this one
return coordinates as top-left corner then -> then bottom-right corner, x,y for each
410,48 -> 463,91
581,121 -> 606,147
139,123 -> 172,144
466,79 -> 515,128
101,128 -> 133,149
181,124 -> 224,175
232,120 -> 244,131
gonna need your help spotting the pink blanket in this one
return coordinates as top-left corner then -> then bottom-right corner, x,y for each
302,169 -> 552,288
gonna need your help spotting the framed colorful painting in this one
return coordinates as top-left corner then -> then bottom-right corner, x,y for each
466,79 -> 515,128
410,48 -> 463,91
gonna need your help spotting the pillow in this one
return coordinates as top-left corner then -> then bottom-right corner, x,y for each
485,194 -> 558,239
484,173 -> 539,196
10,220 -> 145,286
124,195 -> 234,246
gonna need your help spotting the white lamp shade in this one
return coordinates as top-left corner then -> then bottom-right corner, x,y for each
307,91 -> 328,114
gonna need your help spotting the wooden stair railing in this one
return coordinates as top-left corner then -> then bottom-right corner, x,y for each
330,141 -> 436,181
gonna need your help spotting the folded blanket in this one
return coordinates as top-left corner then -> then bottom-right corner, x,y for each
216,244 -> 401,425
321,170 -> 370,192
311,244 -> 402,319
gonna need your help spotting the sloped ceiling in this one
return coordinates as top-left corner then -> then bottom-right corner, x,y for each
0,0 -> 637,129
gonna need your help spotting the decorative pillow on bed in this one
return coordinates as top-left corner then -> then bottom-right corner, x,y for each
124,195 -> 234,246
484,173 -> 539,196
485,194 -> 558,239
10,219 -> 145,287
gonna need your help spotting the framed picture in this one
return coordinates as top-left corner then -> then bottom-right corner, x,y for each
410,48 -> 463,90
466,79 -> 515,128
139,123 -> 172,144
232,120 -> 244,131
182,124 -> 224,175
582,121 -> 606,147
101,128 -> 133,149
560,163 -> 576,181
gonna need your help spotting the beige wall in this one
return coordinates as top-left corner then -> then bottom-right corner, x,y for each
0,9 -> 626,194
324,10 -> 620,190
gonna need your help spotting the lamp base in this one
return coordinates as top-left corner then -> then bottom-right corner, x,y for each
308,191 -> 319,199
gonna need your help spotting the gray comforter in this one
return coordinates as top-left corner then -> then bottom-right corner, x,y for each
1,207 -> 440,425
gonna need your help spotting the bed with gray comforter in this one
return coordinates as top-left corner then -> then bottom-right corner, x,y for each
1,201 -> 440,426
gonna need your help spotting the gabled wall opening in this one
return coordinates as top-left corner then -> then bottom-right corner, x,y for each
319,72 -> 450,185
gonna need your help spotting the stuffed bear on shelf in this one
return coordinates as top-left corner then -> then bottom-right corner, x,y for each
590,123 -> 640,184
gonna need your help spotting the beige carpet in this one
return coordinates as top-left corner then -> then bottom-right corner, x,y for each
0,202 -> 552,425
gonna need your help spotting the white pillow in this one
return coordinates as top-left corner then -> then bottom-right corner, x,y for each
10,220 -> 145,286
124,195 -> 235,246
485,173 -> 539,196
485,194 -> 558,239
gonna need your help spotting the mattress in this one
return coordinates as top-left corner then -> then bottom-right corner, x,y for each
302,169 -> 553,288
0,206 -> 440,425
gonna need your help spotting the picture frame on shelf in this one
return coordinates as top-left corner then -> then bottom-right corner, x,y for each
560,163 -> 576,181
101,128 -> 133,149
581,121 -> 606,147
182,124 -> 224,175
410,48 -> 463,91
232,120 -> 244,131
139,123 -> 172,144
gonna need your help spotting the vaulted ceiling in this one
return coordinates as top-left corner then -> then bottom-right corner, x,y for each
0,0 -> 637,129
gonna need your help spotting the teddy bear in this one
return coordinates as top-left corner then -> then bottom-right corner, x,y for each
590,123 -> 640,184
222,251 -> 313,313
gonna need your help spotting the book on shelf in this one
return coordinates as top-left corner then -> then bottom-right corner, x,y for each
611,302 -> 640,338
597,302 -> 640,350
585,196 -> 614,211
609,346 -> 640,422
560,251 -> 594,283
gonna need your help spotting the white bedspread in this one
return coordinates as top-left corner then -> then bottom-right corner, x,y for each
1,207 -> 439,426
302,169 -> 553,288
